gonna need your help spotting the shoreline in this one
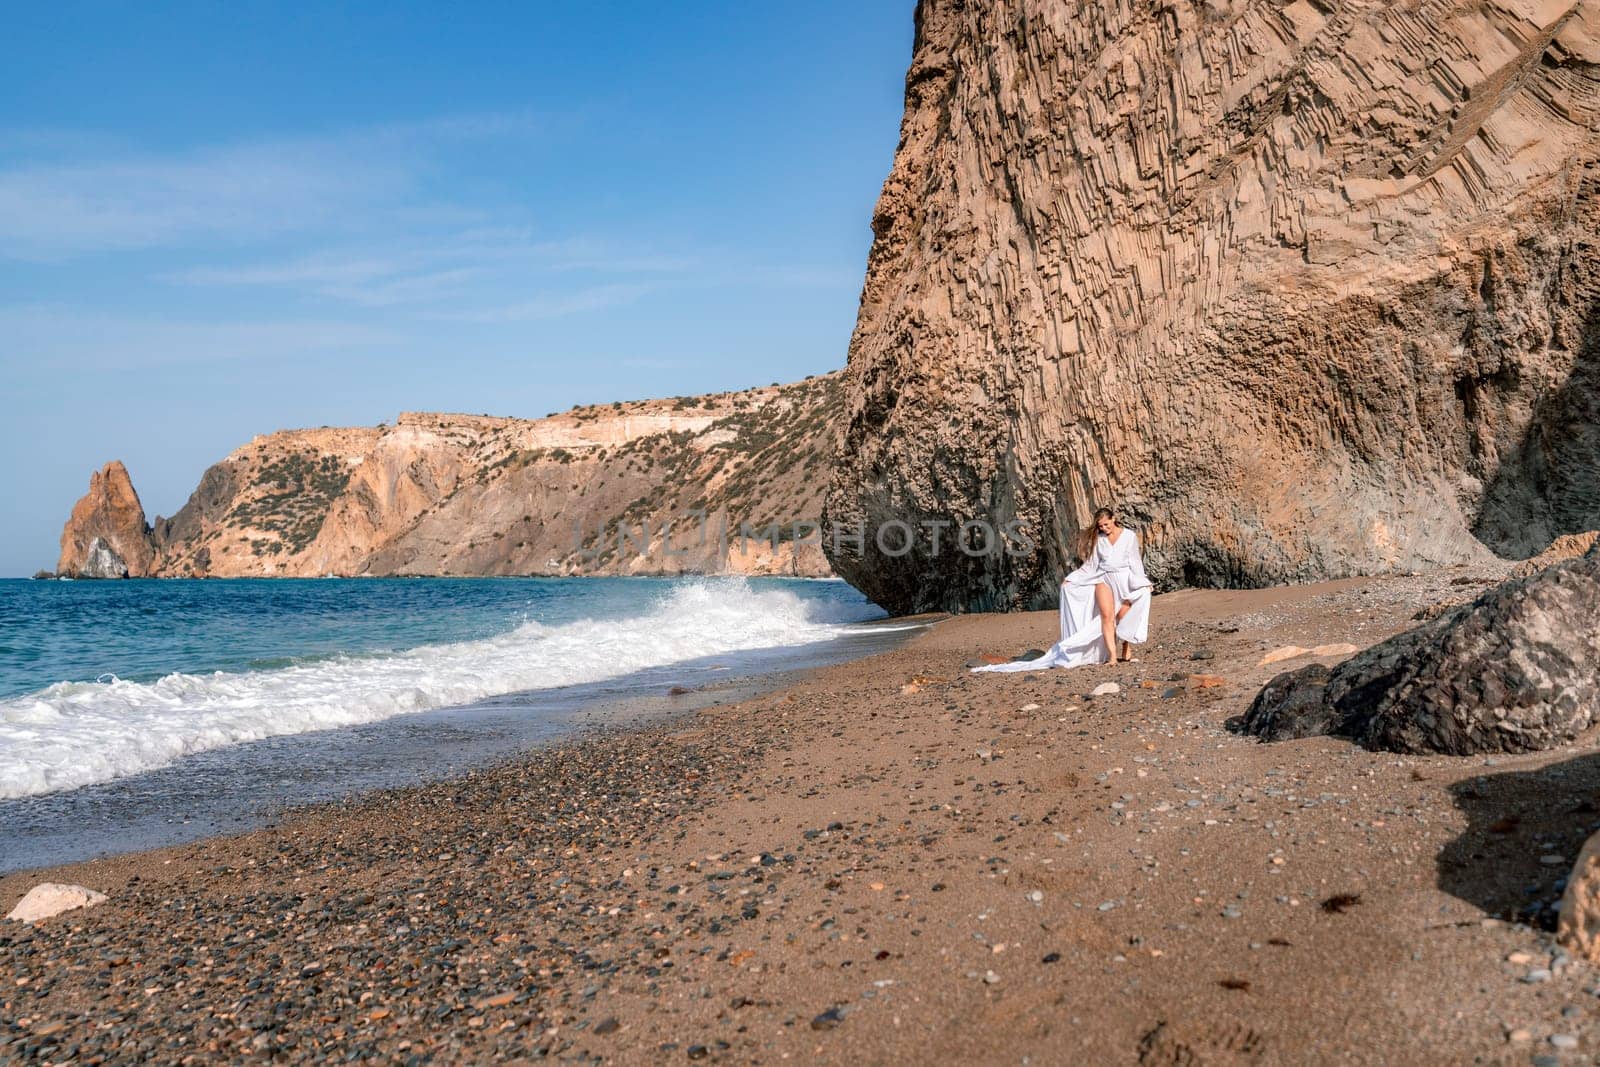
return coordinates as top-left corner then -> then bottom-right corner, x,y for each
14,573 -> 856,583
6,564 -> 1600,1063
0,608 -> 932,875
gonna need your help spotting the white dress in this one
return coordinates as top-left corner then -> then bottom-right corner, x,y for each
973,528 -> 1153,673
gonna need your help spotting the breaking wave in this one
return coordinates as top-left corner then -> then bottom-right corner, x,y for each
0,580 -> 867,799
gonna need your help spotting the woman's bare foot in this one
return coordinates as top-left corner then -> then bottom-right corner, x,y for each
1120,640 -> 1134,662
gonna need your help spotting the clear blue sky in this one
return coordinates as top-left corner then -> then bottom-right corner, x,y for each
0,2 -> 913,576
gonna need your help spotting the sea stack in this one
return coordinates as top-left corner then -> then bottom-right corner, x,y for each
824,0 -> 1600,614
56,461 -> 156,579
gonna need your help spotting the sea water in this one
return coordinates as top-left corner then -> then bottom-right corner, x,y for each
0,576 -> 917,870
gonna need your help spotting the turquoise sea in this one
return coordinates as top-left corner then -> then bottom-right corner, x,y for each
0,576 -> 914,870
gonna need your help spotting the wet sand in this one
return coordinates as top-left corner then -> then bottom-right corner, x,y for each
5,564 -> 1599,1065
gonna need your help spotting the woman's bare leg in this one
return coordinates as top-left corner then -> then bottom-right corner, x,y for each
1095,582 -> 1117,662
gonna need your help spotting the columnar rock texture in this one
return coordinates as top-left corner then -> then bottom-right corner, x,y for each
56,461 -> 156,579
824,0 -> 1600,614
56,376 -> 842,579
1242,541 -> 1600,754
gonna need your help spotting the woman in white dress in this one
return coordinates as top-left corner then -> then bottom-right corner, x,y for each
973,507 -> 1152,673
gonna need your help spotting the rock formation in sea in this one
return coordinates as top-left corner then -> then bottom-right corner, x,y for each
57,461 -> 156,579
1241,540 -> 1600,755
55,376 -> 842,579
824,0 -> 1600,614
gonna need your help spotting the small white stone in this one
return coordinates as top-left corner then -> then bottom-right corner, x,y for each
6,883 -> 108,924
1091,682 -> 1121,697
1019,702 -> 1041,712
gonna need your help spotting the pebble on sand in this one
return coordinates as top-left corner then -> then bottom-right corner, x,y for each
1559,828 -> 1600,962
811,1007 -> 847,1031
5,883 -> 108,924
1091,682 -> 1121,697
1259,643 -> 1359,667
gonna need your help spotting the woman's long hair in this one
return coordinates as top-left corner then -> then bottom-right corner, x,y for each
1077,507 -> 1115,564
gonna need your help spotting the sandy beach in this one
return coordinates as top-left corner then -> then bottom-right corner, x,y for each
5,562 -> 1598,1065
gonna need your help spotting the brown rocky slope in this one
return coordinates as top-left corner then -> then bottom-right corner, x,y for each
824,0 -> 1600,614
55,375 -> 842,579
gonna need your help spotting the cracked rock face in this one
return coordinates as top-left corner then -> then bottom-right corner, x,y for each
824,0 -> 1600,614
79,537 -> 130,580
1243,541 -> 1600,754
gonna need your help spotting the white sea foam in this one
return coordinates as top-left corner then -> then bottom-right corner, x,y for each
0,580 -> 866,799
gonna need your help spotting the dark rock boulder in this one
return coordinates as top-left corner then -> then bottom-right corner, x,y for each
1243,543 -> 1600,755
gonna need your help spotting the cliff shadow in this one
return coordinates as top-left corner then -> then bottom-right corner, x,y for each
1471,293 -> 1600,558
1436,751 -> 1600,930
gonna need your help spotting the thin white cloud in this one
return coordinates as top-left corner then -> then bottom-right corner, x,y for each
0,115 -> 543,261
0,115 -> 850,363
619,356 -> 697,370
163,233 -> 695,309
430,282 -> 659,323
0,304 -> 396,370
0,147 -> 402,259
170,253 -> 418,288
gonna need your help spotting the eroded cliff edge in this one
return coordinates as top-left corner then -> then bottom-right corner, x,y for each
824,0 -> 1600,613
57,375 -> 840,578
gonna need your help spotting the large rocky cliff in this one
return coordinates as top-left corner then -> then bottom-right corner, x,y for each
56,375 -> 841,578
824,0 -> 1600,613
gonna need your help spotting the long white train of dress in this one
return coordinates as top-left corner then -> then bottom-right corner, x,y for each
973,529 -> 1153,673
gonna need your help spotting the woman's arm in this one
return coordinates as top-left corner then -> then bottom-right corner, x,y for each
1127,529 -> 1152,589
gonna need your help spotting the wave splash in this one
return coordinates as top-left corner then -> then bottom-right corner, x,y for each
0,580 -> 862,799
